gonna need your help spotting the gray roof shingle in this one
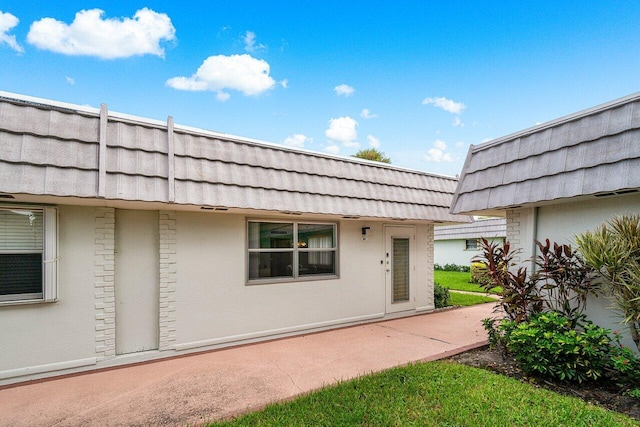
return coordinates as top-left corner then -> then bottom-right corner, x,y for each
0,91 -> 470,222
451,92 -> 640,215
434,217 -> 506,240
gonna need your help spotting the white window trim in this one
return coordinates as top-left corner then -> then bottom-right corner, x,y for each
464,238 -> 479,251
246,219 -> 339,285
0,205 -> 58,305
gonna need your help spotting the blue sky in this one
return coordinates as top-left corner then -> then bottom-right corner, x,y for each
1,2 -> 639,176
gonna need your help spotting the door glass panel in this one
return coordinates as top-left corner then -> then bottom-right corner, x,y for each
392,238 -> 410,303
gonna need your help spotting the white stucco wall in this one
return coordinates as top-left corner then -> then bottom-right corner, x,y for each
435,240 -> 479,267
0,206 -> 97,375
1,206 -> 436,384
172,213 -> 432,349
434,238 -> 504,267
508,192 -> 640,349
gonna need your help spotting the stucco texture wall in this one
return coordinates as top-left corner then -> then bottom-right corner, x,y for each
172,213 -> 392,349
1,206 -> 437,383
0,206 -> 97,374
435,239 -> 478,266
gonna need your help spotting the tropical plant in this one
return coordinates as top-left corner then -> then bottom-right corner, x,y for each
352,148 -> 391,163
475,238 -> 543,323
534,239 -> 598,327
477,238 -> 599,326
575,215 -> 640,351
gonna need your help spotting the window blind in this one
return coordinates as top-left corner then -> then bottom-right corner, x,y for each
0,208 -> 45,299
0,209 -> 44,252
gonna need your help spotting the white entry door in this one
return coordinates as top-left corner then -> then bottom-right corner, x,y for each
384,226 -> 416,313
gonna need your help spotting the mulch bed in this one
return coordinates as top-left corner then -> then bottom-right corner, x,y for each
447,346 -> 640,421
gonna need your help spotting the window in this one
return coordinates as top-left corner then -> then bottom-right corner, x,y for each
0,206 -> 57,303
465,239 -> 478,250
247,221 -> 337,282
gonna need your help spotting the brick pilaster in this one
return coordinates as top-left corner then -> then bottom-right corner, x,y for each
425,224 -> 435,307
159,211 -> 177,351
94,207 -> 116,361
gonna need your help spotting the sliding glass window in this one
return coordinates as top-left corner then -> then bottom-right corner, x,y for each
247,221 -> 337,283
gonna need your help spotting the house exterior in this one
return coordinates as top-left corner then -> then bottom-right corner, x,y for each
0,91 -> 470,385
434,217 -> 505,267
450,91 -> 640,348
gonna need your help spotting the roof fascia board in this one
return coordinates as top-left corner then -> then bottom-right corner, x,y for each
449,143 -> 475,214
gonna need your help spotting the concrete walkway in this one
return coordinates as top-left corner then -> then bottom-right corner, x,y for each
0,303 -> 494,427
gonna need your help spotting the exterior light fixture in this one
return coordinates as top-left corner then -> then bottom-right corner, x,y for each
362,226 -> 371,241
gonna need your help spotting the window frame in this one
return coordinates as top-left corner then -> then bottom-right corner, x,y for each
0,204 -> 58,305
464,238 -> 479,251
246,219 -> 339,285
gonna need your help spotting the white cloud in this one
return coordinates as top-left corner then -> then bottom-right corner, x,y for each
283,134 -> 312,148
334,84 -> 355,97
452,116 -> 464,127
326,116 -> 359,147
455,141 -> 465,148
0,11 -> 23,52
279,79 -> 288,88
27,8 -> 175,59
65,76 -> 75,85
433,139 -> 446,150
367,135 -> 381,148
167,54 -> 277,99
243,30 -> 266,52
360,108 -> 378,119
422,96 -> 466,114
325,144 -> 340,154
216,91 -> 230,102
424,139 -> 454,162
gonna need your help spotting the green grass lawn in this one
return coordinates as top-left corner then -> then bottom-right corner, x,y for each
435,270 -> 502,294
449,292 -> 496,306
210,362 -> 637,426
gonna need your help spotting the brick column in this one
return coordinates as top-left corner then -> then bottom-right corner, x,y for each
506,209 -> 521,263
159,211 -> 177,351
425,223 -> 435,307
94,207 -> 116,361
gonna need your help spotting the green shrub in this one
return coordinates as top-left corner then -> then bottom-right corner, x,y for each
482,317 -> 517,357
608,331 -> 640,388
502,312 -> 612,383
434,282 -> 450,308
435,263 -> 471,272
470,261 -> 490,285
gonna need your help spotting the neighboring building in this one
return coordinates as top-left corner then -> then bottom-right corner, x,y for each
434,218 -> 506,267
450,91 -> 640,348
0,91 -> 470,385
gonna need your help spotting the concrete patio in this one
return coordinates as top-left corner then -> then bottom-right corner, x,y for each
0,303 -> 493,426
